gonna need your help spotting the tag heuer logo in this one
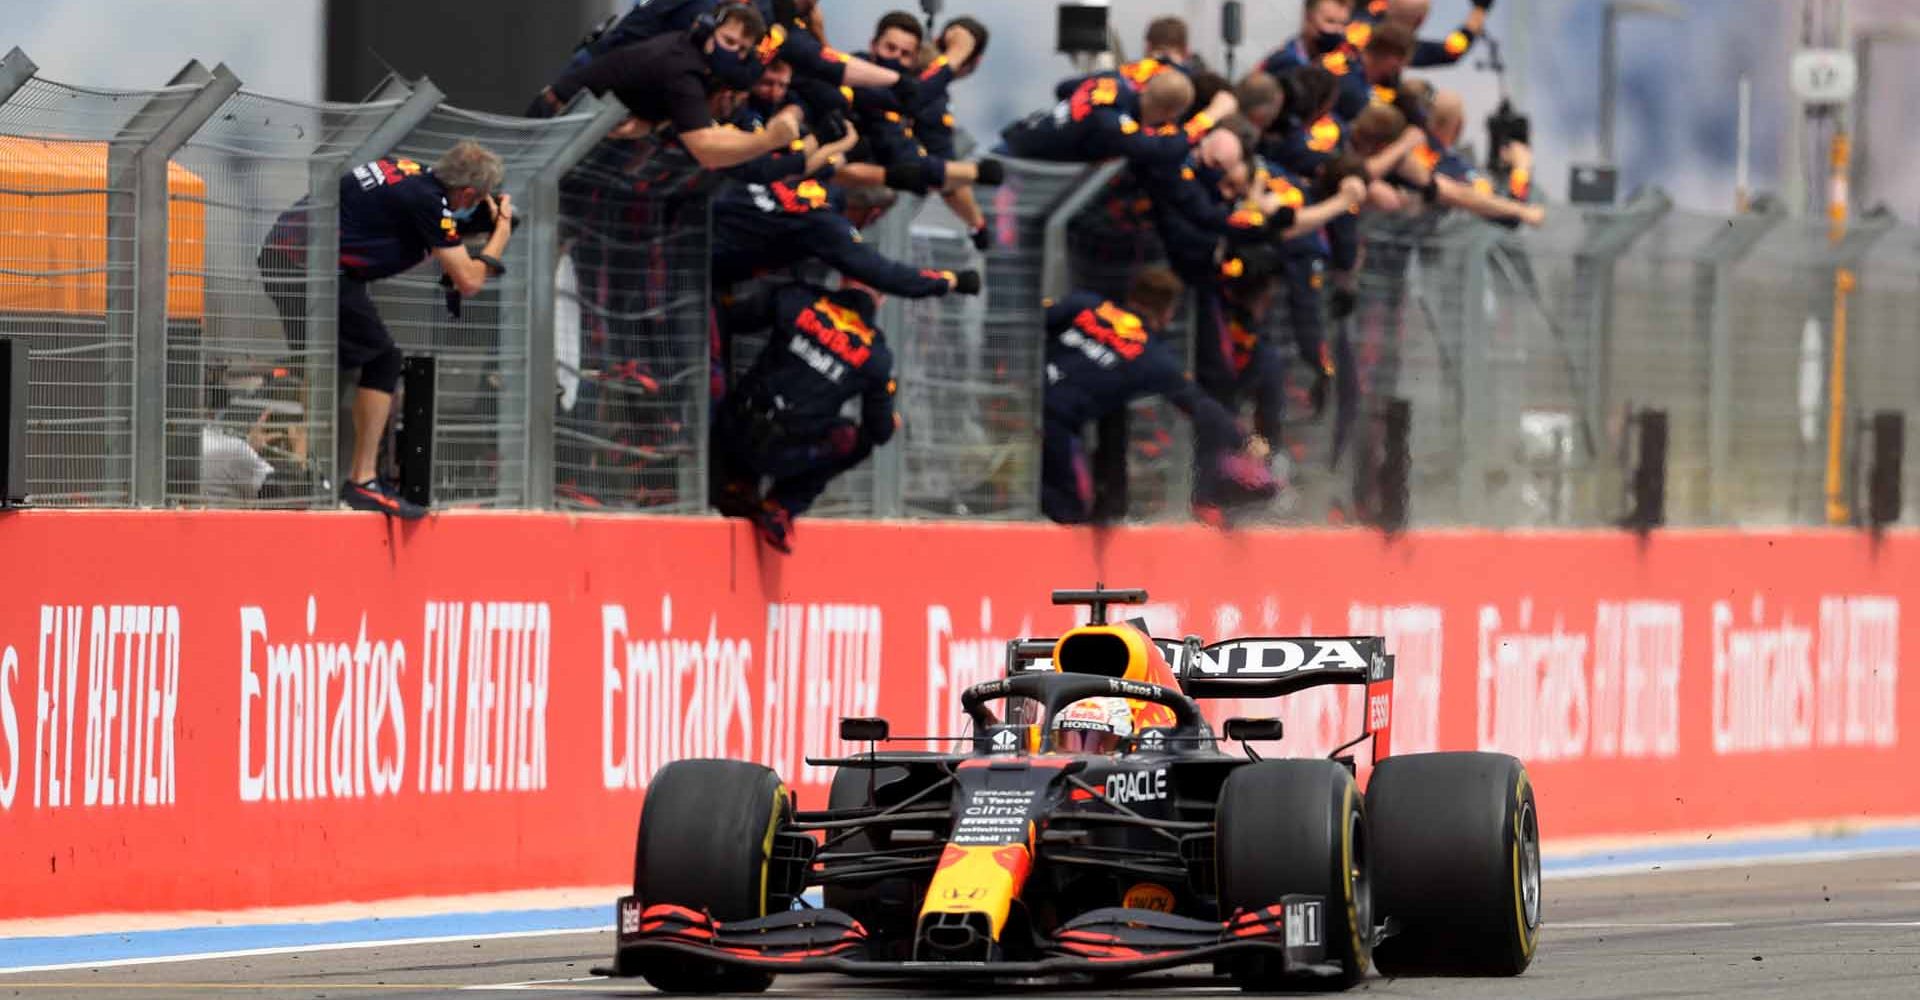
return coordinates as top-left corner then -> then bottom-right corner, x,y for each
991,729 -> 1019,752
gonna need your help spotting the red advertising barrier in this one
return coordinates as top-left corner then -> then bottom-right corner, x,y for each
0,511 -> 1913,919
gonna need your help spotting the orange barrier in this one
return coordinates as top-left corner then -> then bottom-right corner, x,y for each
0,137 -> 206,319
0,511 -> 1913,919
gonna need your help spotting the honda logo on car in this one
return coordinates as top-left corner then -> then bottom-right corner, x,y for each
1105,767 -> 1167,804
1193,639 -> 1372,676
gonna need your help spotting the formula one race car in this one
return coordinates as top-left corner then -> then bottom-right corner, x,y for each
601,587 -> 1540,992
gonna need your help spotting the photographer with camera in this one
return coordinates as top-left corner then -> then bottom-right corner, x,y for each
540,2 -> 807,171
256,141 -> 512,519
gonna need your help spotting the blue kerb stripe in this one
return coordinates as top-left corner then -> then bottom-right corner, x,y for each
1545,825 -> 1920,874
0,904 -> 609,967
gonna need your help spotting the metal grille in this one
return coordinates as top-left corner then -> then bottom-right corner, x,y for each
898,222 -> 1009,517
0,70 -> 207,505
554,135 -> 712,513
164,90 -> 406,507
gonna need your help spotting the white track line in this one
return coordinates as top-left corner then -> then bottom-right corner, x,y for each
1546,844 -> 1920,880
0,927 -> 603,976
1549,922 -> 1738,929
463,976 -> 610,991
1822,921 -> 1920,928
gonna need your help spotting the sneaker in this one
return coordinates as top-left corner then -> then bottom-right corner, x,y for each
751,500 -> 794,554
711,478 -> 763,519
342,478 -> 427,521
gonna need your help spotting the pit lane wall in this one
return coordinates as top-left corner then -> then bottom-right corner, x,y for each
0,511 -> 1911,919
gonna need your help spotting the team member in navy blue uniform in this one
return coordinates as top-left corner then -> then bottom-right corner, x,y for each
710,177 -> 980,298
909,17 -> 993,247
1041,269 -> 1276,525
541,4 -> 808,171
1054,16 -> 1194,102
1000,68 -> 1237,167
1263,0 -> 1360,77
837,13 -> 1003,201
1332,22 -> 1415,123
554,0 -> 912,99
723,60 -> 863,185
258,142 -> 511,519
1345,0 -> 1492,69
712,281 -> 896,552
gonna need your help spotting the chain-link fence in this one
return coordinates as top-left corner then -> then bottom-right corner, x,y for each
2,45 -> 1915,528
552,132 -> 711,513
166,82 -> 421,508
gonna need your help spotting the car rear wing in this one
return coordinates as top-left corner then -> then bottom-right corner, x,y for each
1166,636 -> 1397,763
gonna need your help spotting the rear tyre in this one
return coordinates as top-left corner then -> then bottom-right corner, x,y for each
1368,752 -> 1540,976
825,756 -> 933,960
1216,760 -> 1371,990
631,759 -> 788,993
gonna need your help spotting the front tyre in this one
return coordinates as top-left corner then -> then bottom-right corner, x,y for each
1216,759 -> 1371,990
1368,752 -> 1540,976
631,759 -> 790,993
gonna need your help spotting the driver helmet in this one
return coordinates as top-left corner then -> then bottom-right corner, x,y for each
1051,697 -> 1134,754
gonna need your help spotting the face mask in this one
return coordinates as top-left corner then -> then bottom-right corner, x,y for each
1190,159 -> 1225,193
450,203 -> 478,222
707,44 -> 763,90
869,54 -> 906,73
1316,30 -> 1347,51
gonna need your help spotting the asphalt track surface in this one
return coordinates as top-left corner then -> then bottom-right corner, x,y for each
6,854 -> 1920,1000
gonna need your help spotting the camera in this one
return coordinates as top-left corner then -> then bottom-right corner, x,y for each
1485,99 -> 1531,174
810,107 -> 850,146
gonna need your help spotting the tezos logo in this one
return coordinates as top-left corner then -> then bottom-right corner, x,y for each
991,729 -> 1019,753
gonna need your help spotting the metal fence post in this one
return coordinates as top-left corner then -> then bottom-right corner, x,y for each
523,97 -> 627,511
1694,207 -> 1783,520
1453,221 -> 1505,524
867,194 -> 923,518
110,61 -> 242,505
1570,188 -> 1671,515
0,47 -> 37,103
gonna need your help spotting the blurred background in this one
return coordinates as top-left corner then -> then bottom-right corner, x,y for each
7,0 -> 1920,219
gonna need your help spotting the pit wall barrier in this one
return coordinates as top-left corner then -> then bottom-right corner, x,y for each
0,511 -> 1911,919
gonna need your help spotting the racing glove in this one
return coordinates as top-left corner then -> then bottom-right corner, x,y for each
885,160 -> 932,194
951,269 -> 983,295
970,226 -> 992,252
890,73 -> 920,109
973,158 -> 1006,186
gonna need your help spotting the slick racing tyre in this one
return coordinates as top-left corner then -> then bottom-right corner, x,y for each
1367,752 -> 1540,976
825,755 -> 936,960
1216,760 -> 1372,990
631,759 -> 791,993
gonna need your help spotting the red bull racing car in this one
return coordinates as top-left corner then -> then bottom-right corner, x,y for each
600,587 -> 1541,992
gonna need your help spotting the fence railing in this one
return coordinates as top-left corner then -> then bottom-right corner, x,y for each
1,46 -> 1913,528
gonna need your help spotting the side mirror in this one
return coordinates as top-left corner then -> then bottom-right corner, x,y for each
1223,717 -> 1284,742
839,717 -> 890,742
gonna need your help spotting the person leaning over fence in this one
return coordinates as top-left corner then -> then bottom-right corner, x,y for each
1041,268 -> 1277,526
832,12 -> 1005,203
1345,0 -> 1493,70
710,279 -> 897,553
1264,0 -> 1360,77
257,141 -> 512,519
1419,88 -> 1542,225
536,2 -> 807,171
999,64 -> 1237,167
